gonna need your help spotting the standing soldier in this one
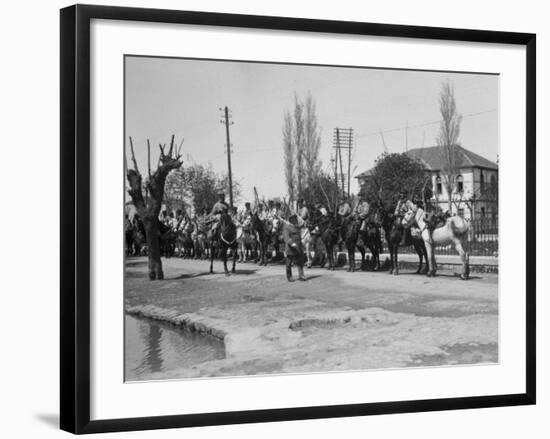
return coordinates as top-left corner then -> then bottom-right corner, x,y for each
278,213 -> 306,281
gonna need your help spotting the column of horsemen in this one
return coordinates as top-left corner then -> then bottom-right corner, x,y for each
125,190 -> 470,280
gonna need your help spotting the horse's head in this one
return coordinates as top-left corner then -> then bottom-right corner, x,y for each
402,208 -> 424,228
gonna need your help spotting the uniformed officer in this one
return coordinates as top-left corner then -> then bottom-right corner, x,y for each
297,198 -> 309,224
209,193 -> 229,234
279,213 -> 306,282
355,197 -> 371,231
394,190 -> 418,245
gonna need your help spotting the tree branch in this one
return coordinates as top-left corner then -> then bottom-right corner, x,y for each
128,136 -> 139,173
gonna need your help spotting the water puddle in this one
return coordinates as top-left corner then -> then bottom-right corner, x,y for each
125,314 -> 225,381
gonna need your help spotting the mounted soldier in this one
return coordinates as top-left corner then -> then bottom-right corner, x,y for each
355,197 -> 371,232
337,197 -> 352,244
209,192 -> 230,235
337,196 -> 352,219
395,190 -> 418,245
297,198 -> 309,221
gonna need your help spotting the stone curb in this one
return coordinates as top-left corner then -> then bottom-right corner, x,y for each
125,304 -> 228,341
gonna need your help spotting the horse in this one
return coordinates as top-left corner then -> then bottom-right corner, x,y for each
250,213 -> 270,266
315,213 -> 339,270
176,228 -> 195,258
159,221 -> 177,257
236,217 -> 257,262
403,208 -> 469,279
358,210 -> 384,271
339,215 -> 366,272
208,213 -> 238,275
300,224 -> 316,268
379,208 -> 427,275
125,225 -> 134,256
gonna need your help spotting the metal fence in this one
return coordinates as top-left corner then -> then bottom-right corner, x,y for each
386,217 -> 499,257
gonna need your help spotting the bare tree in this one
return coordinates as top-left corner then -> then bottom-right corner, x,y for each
126,134 -> 182,280
437,80 -> 463,212
293,94 -> 305,199
282,111 -> 295,203
282,92 -> 322,206
303,91 -> 322,190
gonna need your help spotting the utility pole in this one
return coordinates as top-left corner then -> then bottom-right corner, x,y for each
220,106 -> 234,208
333,127 -> 353,199
347,127 -> 353,199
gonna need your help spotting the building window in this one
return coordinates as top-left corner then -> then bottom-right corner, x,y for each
456,174 -> 464,193
436,175 -> 442,195
458,208 -> 464,218
480,172 -> 485,193
481,207 -> 486,217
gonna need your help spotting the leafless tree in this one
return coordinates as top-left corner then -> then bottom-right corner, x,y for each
126,134 -> 182,280
282,111 -> 295,203
293,94 -> 305,198
437,80 -> 463,212
282,91 -> 322,206
303,92 -> 322,190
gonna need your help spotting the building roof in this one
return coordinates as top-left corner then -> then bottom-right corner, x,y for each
355,145 -> 497,179
355,168 -> 374,180
405,145 -> 498,171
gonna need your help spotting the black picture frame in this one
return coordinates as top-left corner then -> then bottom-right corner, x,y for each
60,4 -> 536,434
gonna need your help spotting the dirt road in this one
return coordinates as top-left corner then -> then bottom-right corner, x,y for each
125,256 -> 498,380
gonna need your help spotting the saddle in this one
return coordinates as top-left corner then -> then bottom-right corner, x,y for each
424,211 -> 449,231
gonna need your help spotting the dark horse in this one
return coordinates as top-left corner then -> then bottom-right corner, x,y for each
339,215 -> 366,272
250,213 -> 269,266
209,213 -> 238,275
315,213 -> 339,270
358,210 -> 383,271
379,207 -> 427,275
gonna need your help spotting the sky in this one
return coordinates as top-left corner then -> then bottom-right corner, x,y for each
125,56 -> 498,204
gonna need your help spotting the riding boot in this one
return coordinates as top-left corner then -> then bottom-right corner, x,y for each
298,265 -> 305,281
286,262 -> 293,281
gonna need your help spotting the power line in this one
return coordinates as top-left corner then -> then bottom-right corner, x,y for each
355,109 -> 497,140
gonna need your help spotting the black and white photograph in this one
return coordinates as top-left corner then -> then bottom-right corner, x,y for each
123,56 -> 499,381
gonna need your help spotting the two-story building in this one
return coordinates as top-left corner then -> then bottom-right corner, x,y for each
356,145 -> 498,220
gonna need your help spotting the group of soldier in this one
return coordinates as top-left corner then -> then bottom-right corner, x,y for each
125,188 -> 443,268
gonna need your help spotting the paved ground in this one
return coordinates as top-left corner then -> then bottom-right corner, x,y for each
125,256 -> 498,380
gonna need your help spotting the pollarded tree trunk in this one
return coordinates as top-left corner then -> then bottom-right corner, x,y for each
144,218 -> 163,280
126,135 -> 182,280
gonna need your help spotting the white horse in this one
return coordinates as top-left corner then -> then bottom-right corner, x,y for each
236,217 -> 256,262
300,226 -> 315,268
403,208 -> 470,279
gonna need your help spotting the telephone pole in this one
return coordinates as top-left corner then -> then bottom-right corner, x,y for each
333,127 -> 354,199
220,106 -> 234,208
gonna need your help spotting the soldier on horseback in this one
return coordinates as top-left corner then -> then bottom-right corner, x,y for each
395,190 -> 418,245
355,197 -> 371,232
337,196 -> 353,244
209,192 -> 230,236
297,198 -> 308,217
